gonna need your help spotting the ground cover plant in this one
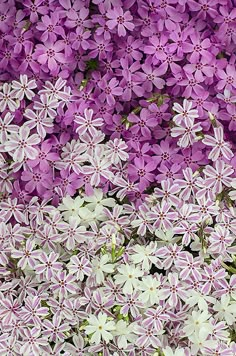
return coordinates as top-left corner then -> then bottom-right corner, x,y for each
0,0 -> 236,355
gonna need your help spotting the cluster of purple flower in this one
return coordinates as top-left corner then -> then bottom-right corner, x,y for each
0,0 -> 236,355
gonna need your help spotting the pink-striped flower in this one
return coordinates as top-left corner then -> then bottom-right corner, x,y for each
161,272 -> 188,307
4,125 -> 40,162
11,74 -> 37,100
171,119 -> 202,148
11,239 -> 41,269
67,255 -> 92,281
147,202 -> 178,230
20,327 -> 47,355
202,126 -> 233,161
173,99 -> 199,126
204,160 -> 234,194
35,252 -> 63,280
20,296 -> 49,326
42,315 -> 70,342
51,271 -> 77,297
75,108 -> 103,136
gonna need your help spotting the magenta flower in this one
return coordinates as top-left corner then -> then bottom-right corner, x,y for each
106,7 -> 134,37
98,77 -> 123,106
36,13 -> 63,43
141,57 -> 165,92
70,27 -> 91,50
128,109 -> 158,138
128,157 -> 156,190
217,65 -> 236,91
23,0 -> 48,23
144,34 -> 168,61
64,6 -> 92,29
33,41 -> 66,74
21,168 -> 51,195
185,31 -> 212,63
27,141 -> 59,172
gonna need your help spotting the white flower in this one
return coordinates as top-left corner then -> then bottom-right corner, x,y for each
58,195 -> 84,222
12,74 -> 37,100
85,312 -> 116,344
189,328 -> 217,355
183,310 -> 212,337
155,229 -> 180,246
138,275 -> 161,306
112,320 -> 137,349
213,294 -> 236,325
91,254 -> 114,284
229,179 -> 236,200
84,188 -> 115,220
78,207 -> 96,227
162,346 -> 187,356
130,242 -> 158,271
185,290 -> 216,311
114,264 -> 144,294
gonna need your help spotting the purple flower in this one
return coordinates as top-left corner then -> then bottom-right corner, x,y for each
217,65 -> 236,91
106,7 -> 134,37
36,13 -> 63,43
98,77 -> 123,106
33,41 -> 66,74
128,157 -> 156,190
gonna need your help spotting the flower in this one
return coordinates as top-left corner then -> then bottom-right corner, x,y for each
213,294 -> 236,325
91,254 -> 114,285
11,74 -> 37,100
58,195 -> 84,222
173,99 -> 199,126
202,126 -> 233,161
85,312 -> 116,344
33,41 -> 66,74
4,125 -> 40,162
183,310 -> 212,337
106,8 -> 134,37
162,346 -> 187,356
114,264 -> 144,294
171,119 -> 202,148
112,320 -> 137,349
75,108 -> 103,136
